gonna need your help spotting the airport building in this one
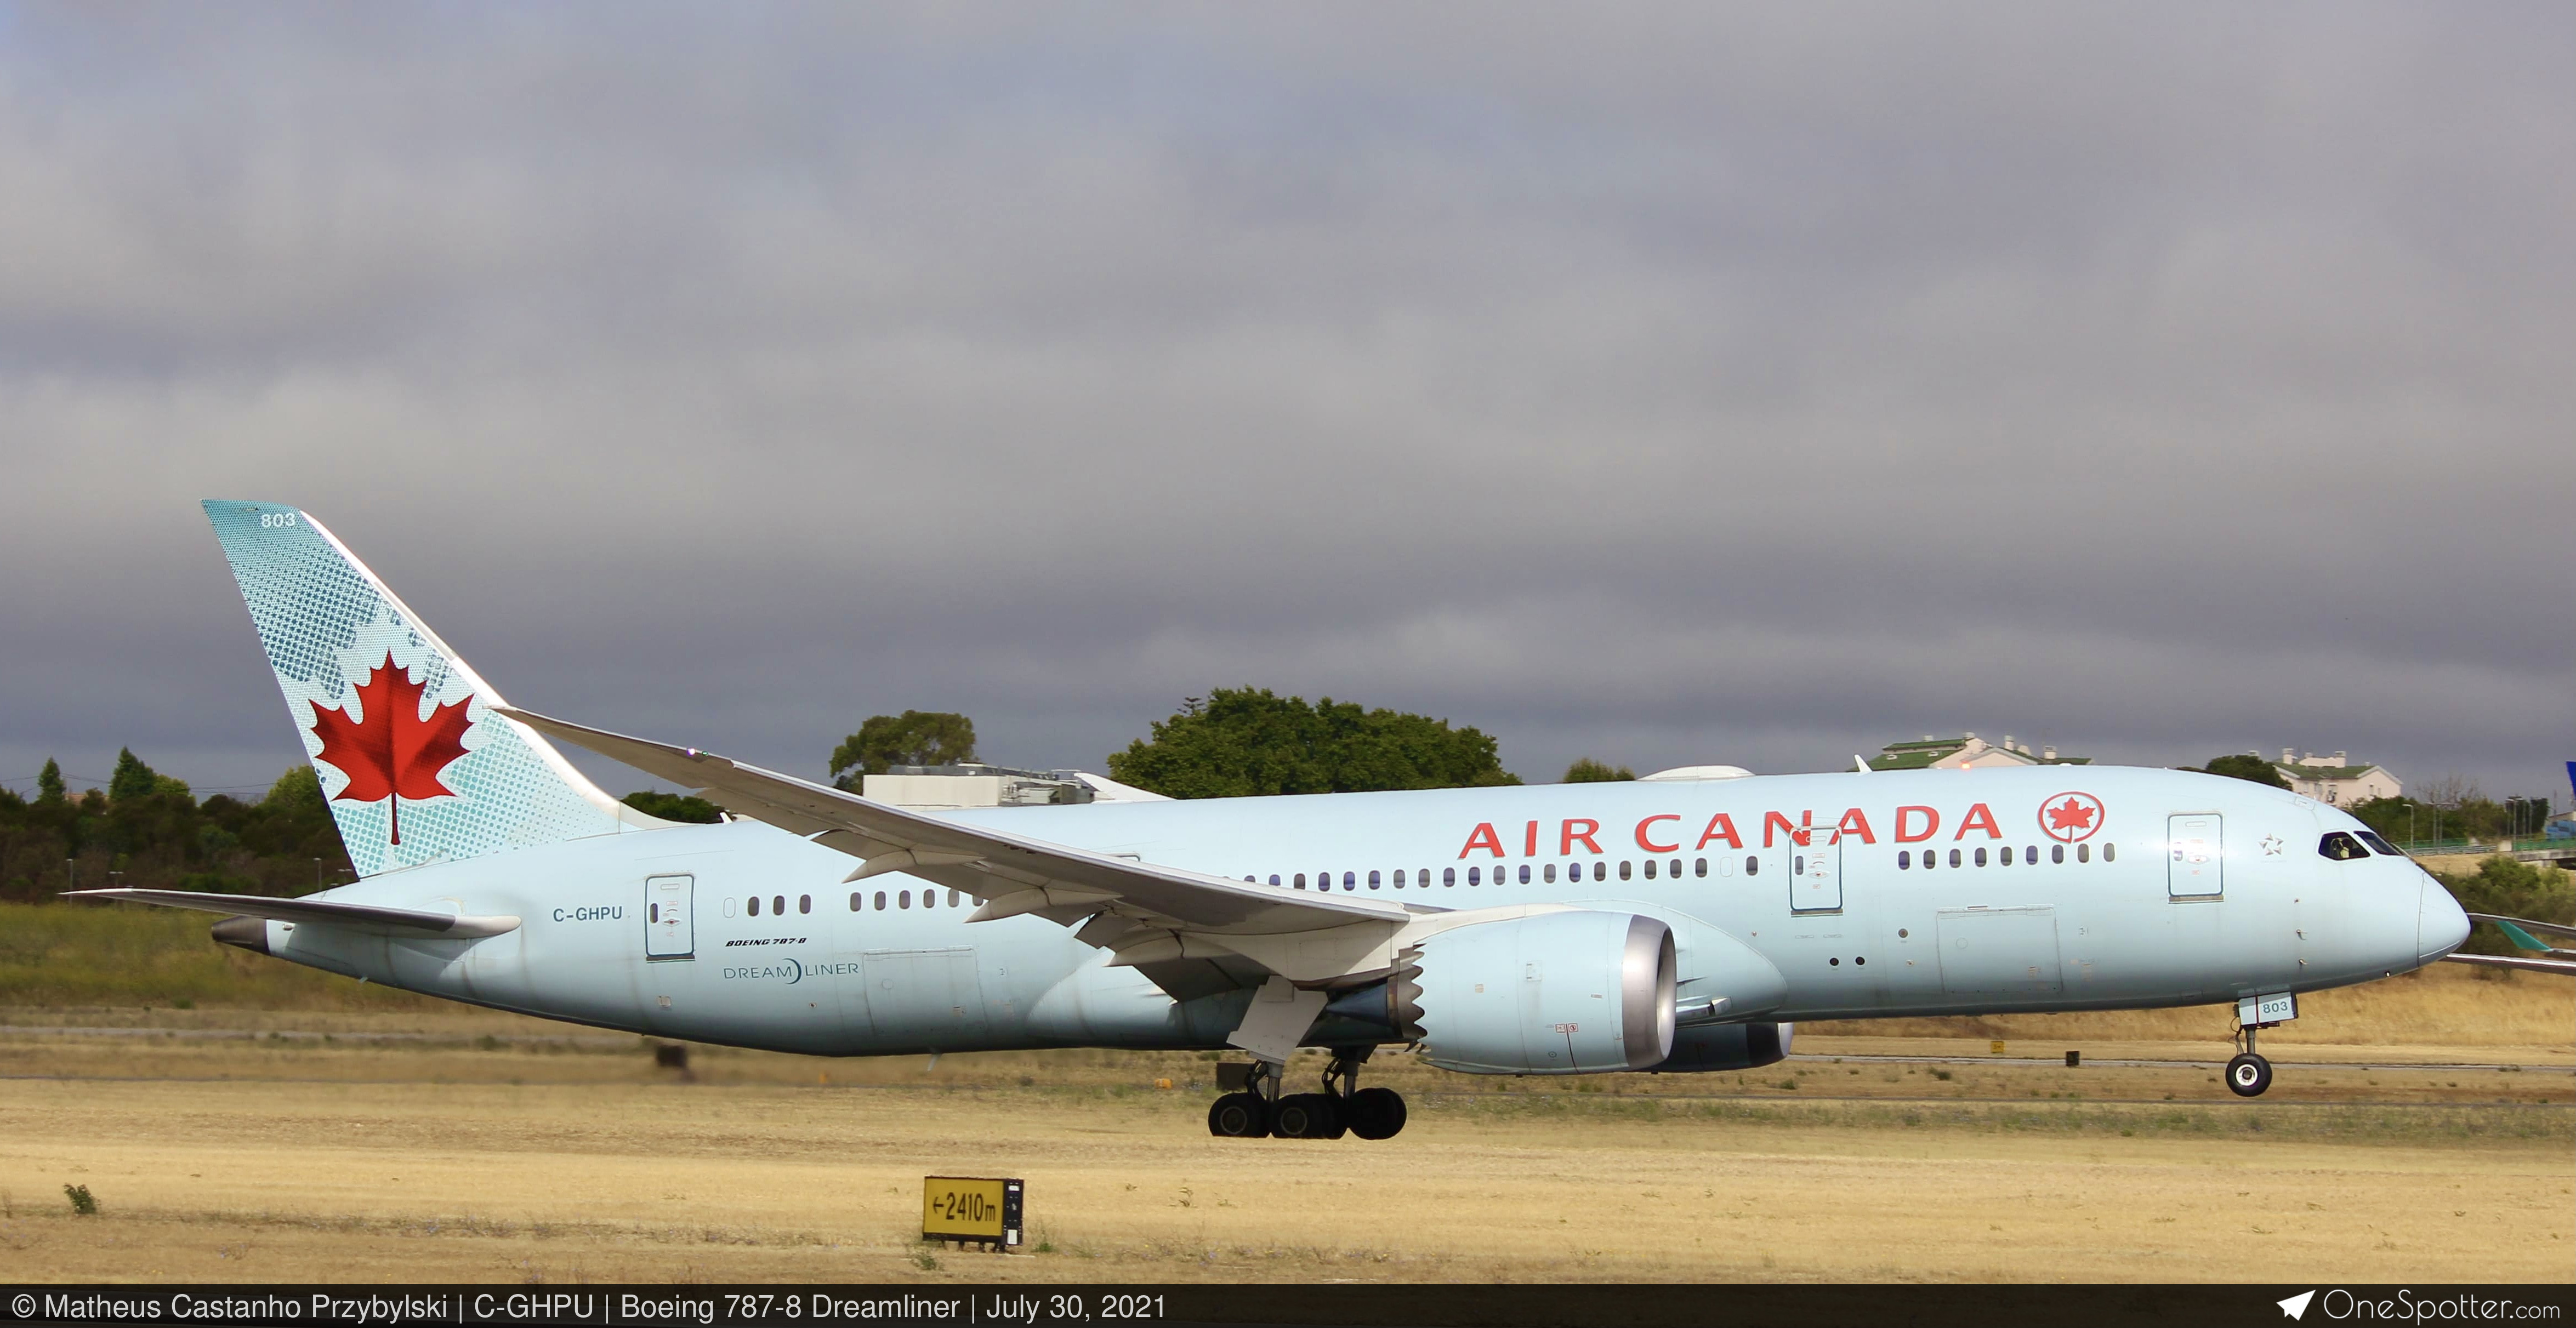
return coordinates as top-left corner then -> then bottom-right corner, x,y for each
1866,733 -> 2090,772
2262,750 -> 2401,805
860,763 -> 1168,811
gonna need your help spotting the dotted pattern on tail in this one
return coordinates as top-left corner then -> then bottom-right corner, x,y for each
203,500 -> 628,878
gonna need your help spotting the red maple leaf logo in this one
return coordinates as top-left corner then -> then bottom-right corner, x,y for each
308,654 -> 473,845
2046,796 -> 2097,833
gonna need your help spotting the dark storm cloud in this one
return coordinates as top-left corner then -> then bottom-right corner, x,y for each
2,3 -> 2569,804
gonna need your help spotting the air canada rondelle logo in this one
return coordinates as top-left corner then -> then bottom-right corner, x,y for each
2039,791 -> 2104,843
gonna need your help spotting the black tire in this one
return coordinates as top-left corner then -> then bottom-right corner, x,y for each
1272,1093 -> 1340,1140
1208,1092 -> 1271,1137
1345,1086 -> 1408,1139
2225,1052 -> 2272,1098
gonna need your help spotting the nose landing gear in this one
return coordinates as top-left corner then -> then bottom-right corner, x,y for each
1206,1049 -> 1407,1140
2225,1024 -> 2274,1098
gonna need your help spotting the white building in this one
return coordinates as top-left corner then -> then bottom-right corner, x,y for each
860,763 -> 1169,811
2263,750 -> 2401,806
1867,733 -> 2089,772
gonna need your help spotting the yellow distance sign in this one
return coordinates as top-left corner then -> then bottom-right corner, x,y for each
921,1175 -> 1022,1245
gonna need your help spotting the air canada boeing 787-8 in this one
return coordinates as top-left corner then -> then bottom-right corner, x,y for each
80,500 -> 2535,1141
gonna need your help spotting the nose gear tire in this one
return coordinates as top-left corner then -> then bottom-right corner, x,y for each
2225,1052 -> 2273,1098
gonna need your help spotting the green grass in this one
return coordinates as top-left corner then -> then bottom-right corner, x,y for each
0,902 -> 442,1010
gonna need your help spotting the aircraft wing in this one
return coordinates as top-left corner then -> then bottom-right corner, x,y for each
2442,952 -> 2576,976
68,888 -> 521,938
2466,913 -> 2576,956
501,708 -> 1426,999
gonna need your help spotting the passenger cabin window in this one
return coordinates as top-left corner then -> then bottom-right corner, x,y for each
1293,873 -> 1305,888
1898,850 -> 1911,869
2105,843 -> 2117,862
799,894 -> 812,914
1368,870 -> 1382,890
1519,865 -> 1532,884
1948,848 -> 1963,868
1444,867 -> 1457,887
1694,858 -> 1708,877
874,890 -> 888,910
2024,846 -> 2037,864
747,896 -> 760,916
2052,843 -> 2065,864
2318,831 -> 2370,862
1641,859 -> 1654,880
772,895 -> 785,915
1744,855 -> 1759,877
2075,844 -> 2089,863
849,892 -> 861,911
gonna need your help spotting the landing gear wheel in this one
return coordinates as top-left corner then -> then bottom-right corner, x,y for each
1344,1086 -> 1408,1139
2225,1052 -> 2273,1098
1208,1091 -> 1272,1137
1272,1093 -> 1343,1140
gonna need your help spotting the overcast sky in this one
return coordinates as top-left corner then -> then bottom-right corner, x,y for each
3,3 -> 2569,806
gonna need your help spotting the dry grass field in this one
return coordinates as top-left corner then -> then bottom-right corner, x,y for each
0,960 -> 2567,1286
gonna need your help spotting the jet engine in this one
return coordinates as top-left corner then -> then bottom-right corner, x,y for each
1633,1021 -> 1793,1073
1392,911 -> 1677,1074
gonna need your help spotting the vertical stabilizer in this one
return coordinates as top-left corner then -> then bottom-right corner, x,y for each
203,500 -> 642,877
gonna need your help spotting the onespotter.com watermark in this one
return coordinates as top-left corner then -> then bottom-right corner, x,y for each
2281,1289 -> 2564,1323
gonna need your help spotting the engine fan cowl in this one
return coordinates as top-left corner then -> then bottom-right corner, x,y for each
1412,911 -> 1676,1074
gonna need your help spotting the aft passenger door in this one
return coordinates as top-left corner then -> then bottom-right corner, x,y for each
2167,814 -> 2222,899
645,874 -> 695,959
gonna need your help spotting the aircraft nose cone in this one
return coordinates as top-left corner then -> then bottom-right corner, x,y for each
2418,874 -> 2471,964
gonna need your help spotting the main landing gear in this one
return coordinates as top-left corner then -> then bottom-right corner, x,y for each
2225,1023 -> 2274,1098
1207,1050 -> 1408,1141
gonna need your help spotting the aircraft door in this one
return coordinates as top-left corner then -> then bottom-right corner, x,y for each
1791,828 -> 1843,913
2167,814 -> 2223,899
645,874 -> 695,959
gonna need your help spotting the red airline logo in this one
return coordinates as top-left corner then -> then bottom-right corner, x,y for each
2039,792 -> 2105,843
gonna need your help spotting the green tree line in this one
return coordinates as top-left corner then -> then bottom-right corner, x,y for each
0,751 -> 351,901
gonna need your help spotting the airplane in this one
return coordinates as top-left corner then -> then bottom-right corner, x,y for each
76,500 -> 2507,1140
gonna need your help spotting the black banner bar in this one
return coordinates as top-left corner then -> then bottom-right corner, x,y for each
3,1284 -> 2569,1328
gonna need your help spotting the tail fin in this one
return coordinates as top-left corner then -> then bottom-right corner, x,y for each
203,500 -> 648,877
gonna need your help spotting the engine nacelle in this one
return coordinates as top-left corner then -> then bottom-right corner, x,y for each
1411,911 -> 1675,1074
1634,1021 -> 1793,1073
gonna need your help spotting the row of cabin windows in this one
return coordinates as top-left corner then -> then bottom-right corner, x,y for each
738,888 -> 964,917
1251,843 -> 2127,890
1899,842 -> 2115,869
1261,858 -> 1754,890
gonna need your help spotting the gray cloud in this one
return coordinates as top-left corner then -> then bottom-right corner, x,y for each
2,3 -> 2569,806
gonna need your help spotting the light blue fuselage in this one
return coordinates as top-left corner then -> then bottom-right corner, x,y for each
260,765 -> 2463,1062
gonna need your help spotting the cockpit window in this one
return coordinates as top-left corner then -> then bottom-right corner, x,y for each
2356,830 -> 2403,856
2317,831 -> 2370,862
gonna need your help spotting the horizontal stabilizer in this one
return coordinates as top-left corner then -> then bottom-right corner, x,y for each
68,888 -> 520,939
2441,951 -> 2576,977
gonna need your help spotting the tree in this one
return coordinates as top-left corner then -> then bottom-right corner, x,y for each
264,765 -> 327,819
109,748 -> 160,802
829,711 -> 978,791
623,791 -> 724,824
2198,754 -> 2289,790
1562,759 -> 1636,783
1106,687 -> 1521,799
36,759 -> 65,805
